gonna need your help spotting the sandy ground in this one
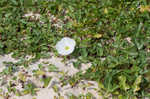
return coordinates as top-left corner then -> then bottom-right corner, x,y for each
0,54 -> 102,99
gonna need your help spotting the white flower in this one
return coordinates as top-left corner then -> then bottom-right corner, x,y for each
56,37 -> 76,55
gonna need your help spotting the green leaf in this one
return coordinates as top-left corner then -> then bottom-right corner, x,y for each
73,61 -> 81,69
42,77 -> 52,88
34,70 -> 45,75
132,76 -> 142,92
104,70 -> 120,92
118,75 -> 130,91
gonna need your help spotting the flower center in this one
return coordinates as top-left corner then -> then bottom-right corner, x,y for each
65,46 -> 70,50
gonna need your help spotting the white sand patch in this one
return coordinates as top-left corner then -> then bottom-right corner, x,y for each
27,55 -> 79,76
0,54 -> 102,99
11,88 -> 58,99
10,94 -> 33,99
59,80 -> 102,99
23,12 -> 41,20
36,88 -> 58,99
81,63 -> 92,73
0,54 -> 17,72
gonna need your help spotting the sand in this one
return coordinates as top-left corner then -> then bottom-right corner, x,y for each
0,54 -> 102,99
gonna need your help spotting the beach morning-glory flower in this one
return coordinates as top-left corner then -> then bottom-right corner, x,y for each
56,37 -> 76,55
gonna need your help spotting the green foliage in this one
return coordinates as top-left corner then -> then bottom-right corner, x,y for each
41,76 -> 52,88
48,64 -> 59,72
23,83 -> 37,95
0,0 -> 150,98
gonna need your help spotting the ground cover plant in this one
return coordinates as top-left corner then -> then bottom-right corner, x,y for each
0,0 -> 150,98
